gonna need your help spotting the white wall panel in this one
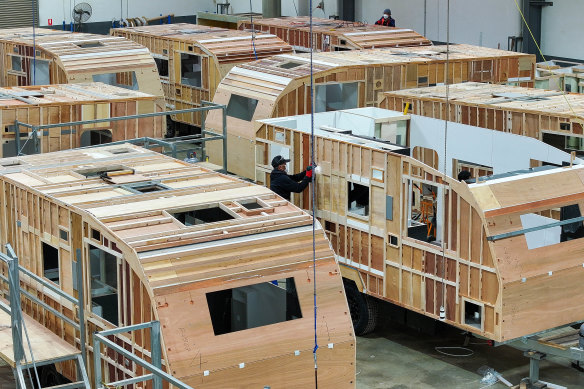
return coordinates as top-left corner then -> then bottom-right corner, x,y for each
39,0 -> 214,24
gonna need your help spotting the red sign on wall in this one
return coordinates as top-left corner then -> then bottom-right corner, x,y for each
48,19 -> 53,26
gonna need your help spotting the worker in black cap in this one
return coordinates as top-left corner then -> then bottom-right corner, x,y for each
269,155 -> 314,201
375,8 -> 395,27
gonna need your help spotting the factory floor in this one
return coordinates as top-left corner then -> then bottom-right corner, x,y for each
356,316 -> 584,388
1,318 -> 583,389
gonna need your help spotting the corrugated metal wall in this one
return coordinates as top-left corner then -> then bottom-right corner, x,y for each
0,0 -> 39,28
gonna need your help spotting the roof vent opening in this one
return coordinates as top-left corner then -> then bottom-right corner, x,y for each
171,205 -> 235,226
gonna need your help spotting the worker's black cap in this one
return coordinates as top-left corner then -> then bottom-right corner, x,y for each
458,170 -> 471,181
384,8 -> 391,14
271,155 -> 290,168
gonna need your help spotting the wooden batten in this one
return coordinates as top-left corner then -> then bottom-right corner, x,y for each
206,45 -> 535,178
0,28 -> 164,105
238,16 -> 432,52
380,82 -> 584,156
0,144 -> 355,388
111,23 -> 293,127
0,83 -> 164,158
254,111 -> 584,342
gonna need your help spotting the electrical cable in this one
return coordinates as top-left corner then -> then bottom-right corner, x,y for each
292,0 -> 299,16
309,0 -> 319,387
435,346 -> 474,357
248,0 -> 258,61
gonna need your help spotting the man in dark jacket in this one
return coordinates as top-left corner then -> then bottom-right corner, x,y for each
269,155 -> 313,201
375,8 -> 395,27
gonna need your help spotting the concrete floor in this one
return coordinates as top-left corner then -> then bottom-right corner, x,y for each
356,319 -> 584,388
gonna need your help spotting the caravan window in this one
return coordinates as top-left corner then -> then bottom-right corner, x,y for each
180,53 -> 202,87
93,72 -> 139,91
315,82 -> 358,112
154,57 -> 169,78
226,94 -> 258,121
42,242 -> 60,284
206,278 -> 302,335
89,245 -> 119,325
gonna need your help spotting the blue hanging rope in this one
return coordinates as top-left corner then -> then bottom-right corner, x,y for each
309,0 -> 319,386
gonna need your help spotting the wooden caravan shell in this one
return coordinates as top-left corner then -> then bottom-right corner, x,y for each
0,28 -> 164,106
0,145 -> 355,388
206,45 -> 536,178
380,82 -> 584,156
0,83 -> 164,158
111,23 -> 293,128
254,108 -> 584,342
238,16 -> 432,52
535,60 -> 584,93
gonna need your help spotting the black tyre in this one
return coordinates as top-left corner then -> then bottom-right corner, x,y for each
344,279 -> 378,335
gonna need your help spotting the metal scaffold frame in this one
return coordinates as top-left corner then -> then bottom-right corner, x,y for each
0,246 -> 89,389
0,245 -> 193,389
93,322 -> 193,389
11,101 -> 229,172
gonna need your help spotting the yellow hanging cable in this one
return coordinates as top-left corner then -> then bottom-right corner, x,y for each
513,0 -> 584,129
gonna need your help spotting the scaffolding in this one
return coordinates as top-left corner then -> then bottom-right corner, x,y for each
12,101 -> 229,172
0,245 -> 193,389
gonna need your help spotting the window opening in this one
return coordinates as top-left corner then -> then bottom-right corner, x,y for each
91,229 -> 101,241
109,148 -> 133,155
206,277 -> 302,335
129,182 -> 168,193
42,242 -> 59,284
239,199 -> 263,210
521,203 -> 584,249
92,72 -> 139,91
11,56 -> 22,72
347,182 -> 369,216
226,94 -> 258,121
464,300 -> 482,329
76,42 -> 104,48
89,245 -> 118,325
30,59 -> 50,85
315,82 -> 358,112
180,53 -> 202,87
389,234 -> 399,246
154,57 -> 169,78
80,129 -> 112,147
279,62 -> 302,69
59,229 -> 69,241
171,205 -> 234,226
408,182 -> 437,242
